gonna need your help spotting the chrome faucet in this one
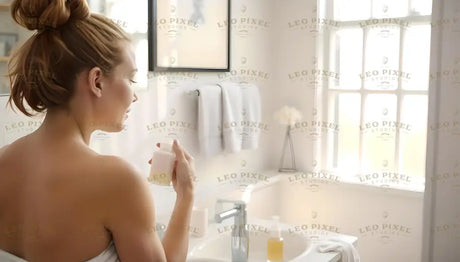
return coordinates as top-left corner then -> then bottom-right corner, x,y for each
155,222 -> 166,240
215,200 -> 249,262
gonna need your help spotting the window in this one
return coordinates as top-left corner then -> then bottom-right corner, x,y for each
87,0 -> 149,90
320,0 -> 432,191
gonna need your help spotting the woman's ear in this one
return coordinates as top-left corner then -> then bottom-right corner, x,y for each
88,67 -> 103,98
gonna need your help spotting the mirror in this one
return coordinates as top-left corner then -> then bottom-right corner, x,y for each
148,0 -> 230,72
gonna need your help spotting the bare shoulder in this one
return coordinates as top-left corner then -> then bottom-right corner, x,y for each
0,144 -> 13,166
91,156 -> 165,261
0,144 -> 9,157
93,155 -> 143,179
91,155 -> 148,195
90,155 -> 153,223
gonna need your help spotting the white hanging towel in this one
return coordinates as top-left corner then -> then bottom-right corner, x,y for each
218,82 -> 243,153
240,83 -> 261,150
197,85 -> 223,156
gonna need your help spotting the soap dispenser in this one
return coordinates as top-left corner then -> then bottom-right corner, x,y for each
148,142 -> 176,186
267,215 -> 284,262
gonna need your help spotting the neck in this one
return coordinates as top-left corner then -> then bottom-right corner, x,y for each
36,107 -> 93,146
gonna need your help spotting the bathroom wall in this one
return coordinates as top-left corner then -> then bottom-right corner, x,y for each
0,1 -> 430,261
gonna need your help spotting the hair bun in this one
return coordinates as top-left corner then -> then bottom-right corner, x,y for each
11,0 -> 90,31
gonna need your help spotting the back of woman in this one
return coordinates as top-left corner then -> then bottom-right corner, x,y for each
0,0 -> 195,261
0,135 -> 114,261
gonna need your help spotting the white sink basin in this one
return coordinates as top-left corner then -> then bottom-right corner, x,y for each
188,230 -> 310,262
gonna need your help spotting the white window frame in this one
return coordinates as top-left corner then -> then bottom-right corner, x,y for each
319,2 -> 431,187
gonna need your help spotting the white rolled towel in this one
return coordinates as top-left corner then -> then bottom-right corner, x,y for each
316,237 -> 360,262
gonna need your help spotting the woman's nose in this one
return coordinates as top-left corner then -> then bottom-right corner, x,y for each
132,92 -> 138,103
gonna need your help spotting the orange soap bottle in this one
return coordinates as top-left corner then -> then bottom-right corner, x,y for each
267,216 -> 284,262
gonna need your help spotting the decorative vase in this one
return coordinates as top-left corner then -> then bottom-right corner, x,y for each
278,125 -> 297,172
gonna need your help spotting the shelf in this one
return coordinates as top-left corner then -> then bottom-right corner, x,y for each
0,56 -> 9,62
0,2 -> 10,11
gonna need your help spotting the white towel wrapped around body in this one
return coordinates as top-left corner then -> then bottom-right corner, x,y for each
0,241 -> 120,262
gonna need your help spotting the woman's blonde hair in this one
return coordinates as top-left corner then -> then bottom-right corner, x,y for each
7,0 -> 130,116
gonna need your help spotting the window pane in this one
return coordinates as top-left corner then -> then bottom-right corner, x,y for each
328,0 -> 429,190
134,39 -> 149,90
402,25 -> 431,90
364,27 -> 400,90
335,93 -> 361,171
334,0 -> 371,21
410,0 -> 432,16
335,29 -> 363,90
399,95 -> 428,177
105,0 -> 148,33
0,63 -> 8,94
372,0 -> 409,18
361,94 -> 397,171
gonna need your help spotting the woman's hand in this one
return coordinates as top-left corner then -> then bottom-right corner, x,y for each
146,140 -> 194,261
148,140 -> 195,197
170,140 -> 195,197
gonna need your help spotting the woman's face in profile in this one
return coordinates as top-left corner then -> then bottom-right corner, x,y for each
99,41 -> 138,132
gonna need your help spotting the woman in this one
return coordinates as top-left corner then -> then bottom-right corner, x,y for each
0,0 -> 195,261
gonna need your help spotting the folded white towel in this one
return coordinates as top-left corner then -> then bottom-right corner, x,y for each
197,85 -> 223,156
219,82 -> 242,153
240,83 -> 261,150
317,237 -> 360,262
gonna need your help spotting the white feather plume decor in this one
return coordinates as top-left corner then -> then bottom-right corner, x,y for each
273,106 -> 303,127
